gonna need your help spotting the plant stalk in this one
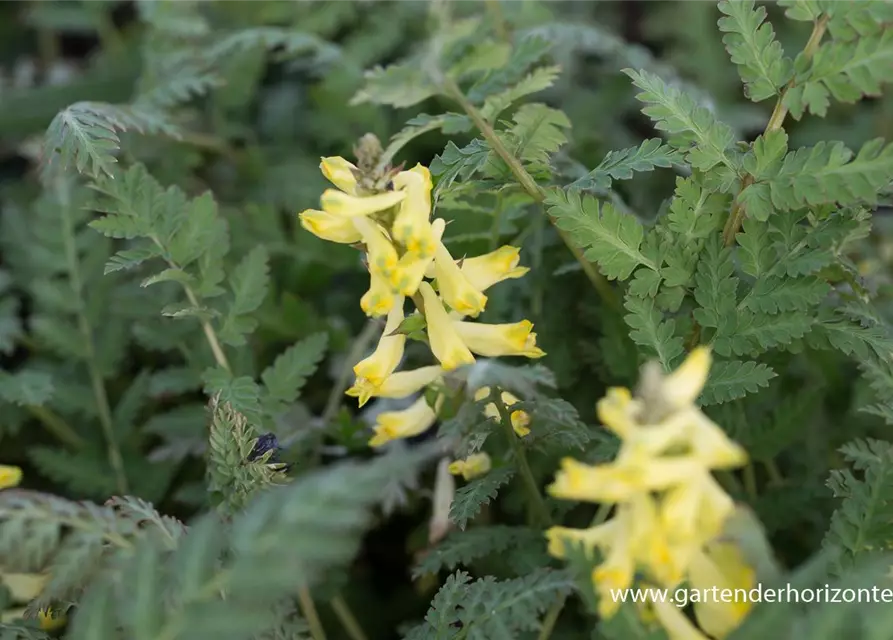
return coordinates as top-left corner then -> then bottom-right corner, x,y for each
58,179 -> 128,495
491,389 -> 551,528
330,594 -> 368,640
443,78 -> 620,310
721,14 -> 829,246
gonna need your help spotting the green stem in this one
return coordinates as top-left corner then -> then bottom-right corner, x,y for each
298,587 -> 327,640
485,0 -> 509,43
491,389 -> 551,527
58,180 -> 128,495
721,14 -> 829,246
743,463 -> 758,501
442,77 -> 620,311
27,405 -> 84,450
536,596 -> 564,640
765,459 -> 784,486
330,594 -> 368,640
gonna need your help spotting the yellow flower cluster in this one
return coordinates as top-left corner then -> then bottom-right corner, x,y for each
300,156 -> 545,447
544,348 -> 753,640
0,465 -> 66,632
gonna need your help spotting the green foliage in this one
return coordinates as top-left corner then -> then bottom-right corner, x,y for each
4,1 -> 893,639
403,569 -> 573,640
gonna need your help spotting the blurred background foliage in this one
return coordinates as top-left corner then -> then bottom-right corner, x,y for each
1,1 -> 893,638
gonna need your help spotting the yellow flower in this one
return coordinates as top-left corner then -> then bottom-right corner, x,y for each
361,270 -> 395,318
320,188 -> 405,217
391,218 -> 445,296
369,395 -> 439,447
545,520 -> 617,559
419,282 -> 475,371
651,600 -> 710,640
353,216 -> 399,279
391,165 -> 436,258
689,543 -> 755,639
38,607 -> 66,631
460,245 -> 529,291
0,465 -> 22,490
474,387 -> 531,437
320,156 -> 359,194
547,455 -> 700,504
448,453 -> 492,480
660,472 -> 734,546
596,387 -> 639,439
432,240 -> 487,317
346,366 -> 442,408
299,209 -> 363,244
351,302 -> 406,404
661,346 -> 711,410
453,319 -> 545,359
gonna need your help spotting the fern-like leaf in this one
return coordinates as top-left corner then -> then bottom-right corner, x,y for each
718,0 -> 792,102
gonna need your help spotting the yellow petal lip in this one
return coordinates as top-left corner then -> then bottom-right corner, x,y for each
0,465 -> 22,490
320,188 -> 406,217
320,156 -> 359,194
664,346 -> 711,407
299,209 -> 363,244
368,396 -> 438,447
419,282 -> 475,371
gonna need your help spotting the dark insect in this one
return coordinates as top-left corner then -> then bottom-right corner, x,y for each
248,433 -> 285,466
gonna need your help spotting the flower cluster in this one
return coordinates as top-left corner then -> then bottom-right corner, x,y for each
300,151 -> 545,447
0,464 -> 66,632
544,348 -> 753,640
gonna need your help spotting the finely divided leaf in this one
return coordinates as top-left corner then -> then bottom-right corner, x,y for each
623,69 -> 737,171
623,295 -> 684,371
718,0 -> 792,102
569,138 -> 685,192
769,139 -> 893,210
545,189 -> 656,280
261,332 -> 328,406
450,467 -> 514,530
219,246 -> 270,347
699,359 -> 776,405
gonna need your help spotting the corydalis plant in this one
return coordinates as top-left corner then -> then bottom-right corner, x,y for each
299,137 -> 546,447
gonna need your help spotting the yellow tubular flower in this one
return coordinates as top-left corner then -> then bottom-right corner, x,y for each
460,245 -> 529,291
453,320 -> 545,358
351,301 -> 406,404
448,453 -> 492,480
419,282 -> 475,371
432,240 -> 487,317
38,608 -> 66,632
299,209 -> 363,244
320,156 -> 359,194
0,465 -> 22,490
369,395 -> 439,447
361,270 -> 395,318
689,544 -> 755,640
474,387 -> 531,436
651,600 -> 711,640
346,366 -> 443,408
545,520 -> 617,559
661,346 -> 711,410
353,216 -> 399,279
391,165 -> 436,258
596,387 -> 638,439
320,188 -> 405,217
391,218 -> 445,296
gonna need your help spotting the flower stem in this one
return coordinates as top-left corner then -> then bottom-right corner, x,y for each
536,596 -> 564,640
330,594 -> 368,640
721,14 -> 829,246
58,178 -> 128,495
442,78 -> 620,311
298,587 -> 327,640
27,405 -> 84,450
491,389 -> 551,527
